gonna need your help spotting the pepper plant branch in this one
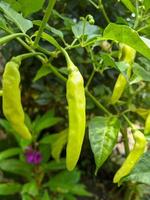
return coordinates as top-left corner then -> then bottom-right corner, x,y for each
4,28 -> 46,63
85,89 -> 111,115
121,128 -> 130,156
86,69 -> 95,89
85,47 -> 96,88
33,0 -> 56,48
98,0 -> 110,24
88,0 -> 99,9
47,63 -> 67,82
133,0 -> 140,29
122,114 -> 135,130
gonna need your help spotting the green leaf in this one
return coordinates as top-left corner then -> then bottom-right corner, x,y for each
47,169 -> 91,196
18,0 -> 44,17
0,147 -> 21,161
115,61 -> 130,77
32,110 -> 63,134
0,182 -> 22,195
0,159 -> 33,177
0,119 -> 14,134
0,15 -> 9,32
22,181 -> 38,197
130,63 -> 150,84
33,20 -> 64,40
42,159 -> 66,172
24,113 -> 32,132
141,36 -> 150,48
143,0 -> 150,11
4,0 -> 21,11
138,25 -> 150,37
89,116 -> 120,174
48,170 -> 81,193
33,64 -> 52,82
33,31 -> 61,50
4,0 -> 44,16
41,191 -> 51,200
22,194 -> 33,200
72,21 -> 101,41
0,1 -> 33,33
51,129 -> 68,161
103,23 -> 150,60
64,194 -> 76,200
52,9 -> 75,29
39,133 -> 60,144
120,0 -> 136,13
101,53 -> 116,69
69,184 -> 92,197
122,152 -> 150,185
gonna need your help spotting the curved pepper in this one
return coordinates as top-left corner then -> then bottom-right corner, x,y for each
2,58 -> 32,140
110,44 -> 136,104
113,130 -> 146,184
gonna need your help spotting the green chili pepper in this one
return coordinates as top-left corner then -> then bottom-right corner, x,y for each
144,112 -> 150,135
110,44 -> 136,104
2,58 -> 32,140
113,130 -> 147,184
63,49 -> 86,171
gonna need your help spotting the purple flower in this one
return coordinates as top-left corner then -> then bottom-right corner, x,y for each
25,146 -> 42,165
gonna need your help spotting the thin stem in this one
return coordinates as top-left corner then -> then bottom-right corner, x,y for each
65,43 -> 81,50
98,0 -> 110,24
81,19 -> 87,45
133,0 -> 140,29
121,128 -> 130,156
15,52 -> 47,61
15,37 -> 45,63
85,47 -> 96,88
36,45 -> 55,56
4,29 -> 46,63
47,63 -> 67,82
61,48 -> 75,69
34,0 -> 56,48
88,0 -> 99,9
86,69 -> 95,88
124,185 -> 135,200
85,89 -> 111,115
122,114 -> 135,129
137,25 -> 150,33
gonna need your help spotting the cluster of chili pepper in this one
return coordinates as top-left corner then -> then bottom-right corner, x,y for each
0,41 -> 149,183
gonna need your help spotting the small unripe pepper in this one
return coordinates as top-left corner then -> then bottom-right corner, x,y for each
2,58 -> 32,140
110,44 -> 136,104
113,130 -> 147,184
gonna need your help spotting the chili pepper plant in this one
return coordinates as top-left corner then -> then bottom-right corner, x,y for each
0,0 -> 150,200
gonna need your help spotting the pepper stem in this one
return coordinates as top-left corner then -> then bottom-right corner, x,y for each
61,48 -> 75,70
12,52 -> 47,66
